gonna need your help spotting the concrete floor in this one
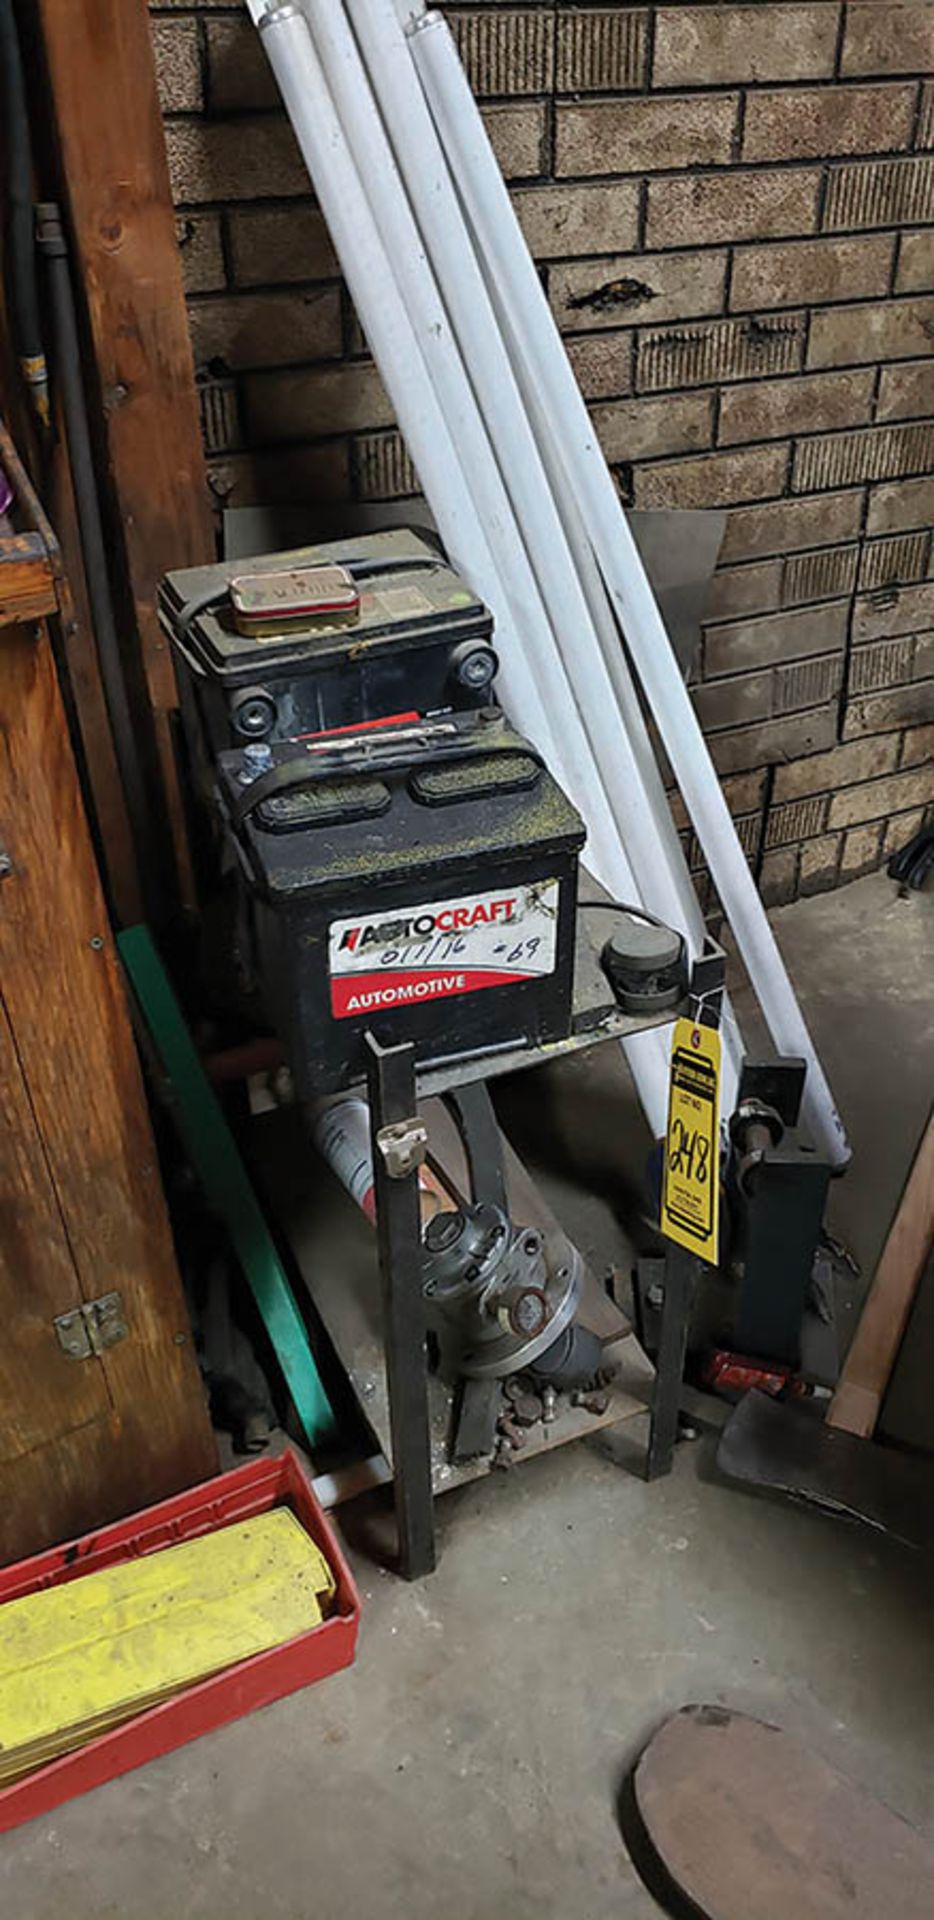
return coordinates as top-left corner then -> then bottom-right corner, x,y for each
3,873 -> 933,1919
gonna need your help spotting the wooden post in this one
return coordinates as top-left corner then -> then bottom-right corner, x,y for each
0,210 -> 141,923
32,0 -> 215,913
827,1112 -> 934,1440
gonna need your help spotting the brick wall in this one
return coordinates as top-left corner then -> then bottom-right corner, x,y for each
152,1 -> 934,907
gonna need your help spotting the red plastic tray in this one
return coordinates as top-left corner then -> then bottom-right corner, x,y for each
0,1448 -> 360,1834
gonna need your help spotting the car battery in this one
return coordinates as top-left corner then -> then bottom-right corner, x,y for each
216,711 -> 585,1096
160,528 -> 499,768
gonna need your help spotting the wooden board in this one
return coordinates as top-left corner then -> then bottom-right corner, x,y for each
0,420 -> 60,628
250,1104 -> 654,1495
879,1249 -> 934,1453
46,412 -> 142,925
0,530 -> 58,625
0,410 -> 141,920
0,619 -> 216,1563
34,0 -> 215,907
631,1705 -> 934,1920
0,994 -> 112,1463
828,1111 -> 934,1439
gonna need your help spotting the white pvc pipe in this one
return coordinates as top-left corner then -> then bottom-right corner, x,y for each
253,6 -> 594,866
409,9 -> 848,1168
344,0 -> 700,950
343,0 -> 742,1113
251,2 -> 673,1129
297,4 -> 629,883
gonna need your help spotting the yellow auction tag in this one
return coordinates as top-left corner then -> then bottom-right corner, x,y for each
661,1017 -> 721,1265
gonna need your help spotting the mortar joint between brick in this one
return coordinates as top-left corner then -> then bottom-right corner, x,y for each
909,75 -> 926,154
217,206 -> 236,292
837,481 -> 872,740
544,89 -> 557,182
722,245 -> 735,315
732,89 -> 746,168
710,382 -> 722,449
868,359 -> 883,428
636,175 -> 648,251
645,3 -> 657,93
752,762 -> 775,887
832,2 -> 848,84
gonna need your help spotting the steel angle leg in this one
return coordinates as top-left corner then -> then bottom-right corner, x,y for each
646,1245 -> 700,1481
366,1032 -> 436,1579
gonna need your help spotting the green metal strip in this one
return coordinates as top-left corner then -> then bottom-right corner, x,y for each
119,925 -> 336,1450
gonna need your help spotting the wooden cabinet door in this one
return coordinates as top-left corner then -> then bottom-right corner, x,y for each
0,622 -> 216,1563
0,993 -> 113,1461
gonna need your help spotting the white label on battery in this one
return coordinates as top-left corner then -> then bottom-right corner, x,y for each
328,880 -> 559,1020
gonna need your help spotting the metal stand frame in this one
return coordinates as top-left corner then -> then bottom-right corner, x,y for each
366,1033 -> 436,1580
364,936 -> 727,1577
646,935 -> 725,1482
646,1246 -> 701,1480
364,1038 -> 513,1579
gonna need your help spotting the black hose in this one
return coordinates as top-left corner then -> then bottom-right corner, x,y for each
36,201 -> 159,906
0,0 -> 48,424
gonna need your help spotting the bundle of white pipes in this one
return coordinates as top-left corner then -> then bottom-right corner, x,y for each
246,0 -> 849,1169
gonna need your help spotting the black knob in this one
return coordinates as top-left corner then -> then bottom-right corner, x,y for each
231,687 -> 277,739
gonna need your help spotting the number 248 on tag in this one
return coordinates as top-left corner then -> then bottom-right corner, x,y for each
661,1017 -> 720,1266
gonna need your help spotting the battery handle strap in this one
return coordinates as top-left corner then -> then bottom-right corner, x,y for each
231,725 -> 543,829
165,585 -> 230,680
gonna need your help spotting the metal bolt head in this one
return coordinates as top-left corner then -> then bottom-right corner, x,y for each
424,1210 -> 464,1254
239,741 -> 274,785
0,852 -> 12,879
455,646 -> 497,690
508,1288 -> 548,1339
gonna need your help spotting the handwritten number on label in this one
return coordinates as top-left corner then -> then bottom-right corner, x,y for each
668,1117 -> 709,1185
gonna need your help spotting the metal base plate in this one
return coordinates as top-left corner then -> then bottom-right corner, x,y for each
717,1389 -> 934,1552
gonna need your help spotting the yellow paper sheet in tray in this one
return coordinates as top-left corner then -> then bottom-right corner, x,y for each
0,1510 -> 334,1785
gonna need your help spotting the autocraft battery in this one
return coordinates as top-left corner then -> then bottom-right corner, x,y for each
160,528 -> 498,768
216,710 -> 585,1095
